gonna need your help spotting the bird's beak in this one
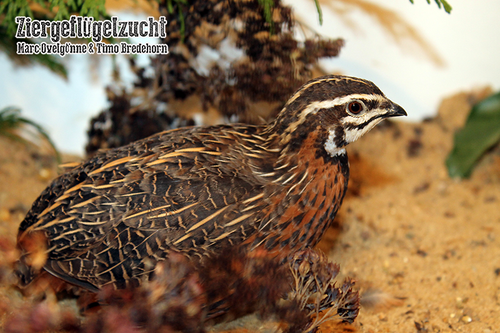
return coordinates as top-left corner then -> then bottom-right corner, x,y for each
386,103 -> 407,118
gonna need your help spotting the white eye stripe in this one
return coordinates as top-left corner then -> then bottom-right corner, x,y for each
291,94 -> 386,119
322,94 -> 386,108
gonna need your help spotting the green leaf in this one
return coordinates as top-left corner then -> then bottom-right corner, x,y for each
446,91 -> 500,178
439,0 -> 452,13
0,106 -> 61,163
167,0 -> 174,13
258,0 -> 274,34
314,0 -> 323,25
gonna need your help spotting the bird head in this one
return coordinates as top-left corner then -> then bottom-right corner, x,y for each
271,75 -> 407,157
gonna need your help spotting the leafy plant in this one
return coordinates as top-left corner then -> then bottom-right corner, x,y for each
0,0 -> 108,78
446,91 -> 500,178
409,0 -> 452,13
0,0 -> 107,35
0,106 -> 60,162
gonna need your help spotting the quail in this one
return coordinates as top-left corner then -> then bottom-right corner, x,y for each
16,75 -> 406,293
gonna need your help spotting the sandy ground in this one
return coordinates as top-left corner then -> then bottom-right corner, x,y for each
0,89 -> 499,332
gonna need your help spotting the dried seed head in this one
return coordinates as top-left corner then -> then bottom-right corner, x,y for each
287,249 -> 360,331
298,260 -> 311,277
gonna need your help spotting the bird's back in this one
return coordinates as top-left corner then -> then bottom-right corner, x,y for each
17,124 -> 280,291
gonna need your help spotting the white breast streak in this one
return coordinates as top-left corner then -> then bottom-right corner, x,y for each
324,129 -> 346,157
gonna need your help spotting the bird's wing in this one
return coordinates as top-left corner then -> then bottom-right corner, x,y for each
17,126 -> 272,290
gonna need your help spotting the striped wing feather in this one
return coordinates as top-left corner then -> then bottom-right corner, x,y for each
18,126 -> 273,290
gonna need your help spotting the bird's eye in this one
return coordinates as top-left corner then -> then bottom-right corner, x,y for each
347,100 -> 365,115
